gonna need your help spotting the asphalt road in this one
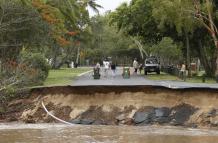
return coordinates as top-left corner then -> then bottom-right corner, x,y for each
72,67 -> 218,89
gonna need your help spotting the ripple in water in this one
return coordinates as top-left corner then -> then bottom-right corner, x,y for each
0,124 -> 218,143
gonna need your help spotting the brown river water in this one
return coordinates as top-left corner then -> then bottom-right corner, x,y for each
1,124 -> 218,143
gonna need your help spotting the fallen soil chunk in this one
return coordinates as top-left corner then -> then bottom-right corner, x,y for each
170,103 -> 198,126
154,107 -> 171,124
133,106 -> 155,124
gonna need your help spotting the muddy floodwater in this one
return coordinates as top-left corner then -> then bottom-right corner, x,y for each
1,124 -> 218,143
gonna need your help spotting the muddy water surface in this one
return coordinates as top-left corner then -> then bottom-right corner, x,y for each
1,124 -> 218,143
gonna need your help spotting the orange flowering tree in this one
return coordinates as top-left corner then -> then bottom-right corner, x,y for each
32,0 -> 70,46
18,0 -> 101,68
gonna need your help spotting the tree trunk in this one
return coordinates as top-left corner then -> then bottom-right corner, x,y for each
198,40 -> 214,77
185,32 -> 191,77
52,55 -> 58,69
215,49 -> 218,81
75,46 -> 80,67
51,44 -> 61,69
205,0 -> 218,81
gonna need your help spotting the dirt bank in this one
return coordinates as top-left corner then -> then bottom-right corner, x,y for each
1,86 -> 218,128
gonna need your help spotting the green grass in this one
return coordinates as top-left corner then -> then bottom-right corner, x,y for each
147,72 -> 178,81
43,67 -> 91,86
186,76 -> 216,84
147,72 -> 216,84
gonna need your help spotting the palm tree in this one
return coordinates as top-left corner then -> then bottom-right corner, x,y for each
82,0 -> 102,13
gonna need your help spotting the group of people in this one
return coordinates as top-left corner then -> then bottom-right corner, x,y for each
94,58 -> 145,79
95,59 -> 116,78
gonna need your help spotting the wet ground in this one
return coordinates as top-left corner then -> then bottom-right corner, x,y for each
73,67 -> 218,89
1,124 -> 218,143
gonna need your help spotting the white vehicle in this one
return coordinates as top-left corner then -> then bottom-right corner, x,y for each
144,57 -> 160,75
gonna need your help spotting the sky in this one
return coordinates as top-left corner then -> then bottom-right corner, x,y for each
89,0 -> 131,16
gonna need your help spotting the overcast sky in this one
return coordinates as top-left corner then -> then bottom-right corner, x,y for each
89,0 -> 131,16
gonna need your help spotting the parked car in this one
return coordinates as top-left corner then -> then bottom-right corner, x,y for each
144,57 -> 160,75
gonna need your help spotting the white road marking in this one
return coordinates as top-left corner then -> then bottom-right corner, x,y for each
77,70 -> 93,77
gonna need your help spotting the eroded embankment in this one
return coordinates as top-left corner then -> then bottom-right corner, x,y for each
1,86 -> 218,128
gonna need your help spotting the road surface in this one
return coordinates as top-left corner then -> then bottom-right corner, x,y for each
73,67 -> 218,89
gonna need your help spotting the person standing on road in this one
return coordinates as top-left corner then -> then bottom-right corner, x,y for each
93,62 -> 101,79
180,62 -> 186,80
95,62 -> 101,69
133,58 -> 139,73
111,62 -> 116,78
103,59 -> 110,77
95,62 -> 101,73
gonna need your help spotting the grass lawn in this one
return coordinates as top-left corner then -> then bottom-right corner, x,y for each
186,76 -> 216,84
147,72 -> 216,84
44,67 -> 91,86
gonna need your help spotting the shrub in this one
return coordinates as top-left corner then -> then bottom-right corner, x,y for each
19,52 -> 50,85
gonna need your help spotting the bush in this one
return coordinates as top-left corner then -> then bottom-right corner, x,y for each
19,52 -> 50,85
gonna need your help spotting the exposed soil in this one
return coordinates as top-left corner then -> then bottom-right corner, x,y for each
1,86 -> 218,128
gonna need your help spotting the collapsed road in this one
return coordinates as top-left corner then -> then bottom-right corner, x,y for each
1,69 -> 218,128
0,85 -> 218,128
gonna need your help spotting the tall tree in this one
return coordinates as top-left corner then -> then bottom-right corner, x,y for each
192,0 -> 218,80
0,0 -> 49,71
152,0 -> 199,76
152,37 -> 182,65
110,0 -> 162,45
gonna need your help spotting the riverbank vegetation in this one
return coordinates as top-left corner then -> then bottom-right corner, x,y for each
0,0 -> 101,106
0,1 -> 99,87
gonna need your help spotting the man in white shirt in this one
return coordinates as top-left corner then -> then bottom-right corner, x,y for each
133,58 -> 139,73
103,60 -> 110,77
180,63 -> 186,80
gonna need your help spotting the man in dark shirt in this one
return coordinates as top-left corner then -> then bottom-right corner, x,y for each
111,62 -> 116,78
